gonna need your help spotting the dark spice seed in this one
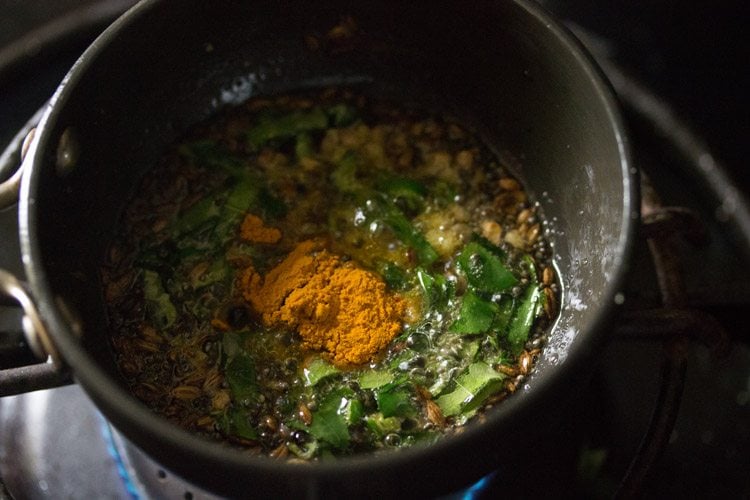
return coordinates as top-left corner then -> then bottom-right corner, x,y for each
227,306 -> 250,328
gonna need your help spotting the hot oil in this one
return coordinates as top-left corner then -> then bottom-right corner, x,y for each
101,88 -> 560,459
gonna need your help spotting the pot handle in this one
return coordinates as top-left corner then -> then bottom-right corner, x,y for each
0,269 -> 71,396
0,161 -> 24,210
0,105 -> 46,210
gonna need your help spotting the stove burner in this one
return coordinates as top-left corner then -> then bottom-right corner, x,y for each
0,385 -> 245,499
104,416 -> 225,500
0,385 -> 493,499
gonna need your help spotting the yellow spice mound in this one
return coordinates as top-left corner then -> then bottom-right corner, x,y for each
240,239 -> 405,366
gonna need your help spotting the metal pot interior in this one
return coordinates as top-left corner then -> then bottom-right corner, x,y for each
22,0 -> 634,496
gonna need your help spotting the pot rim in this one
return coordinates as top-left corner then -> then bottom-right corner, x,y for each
18,0 -> 636,487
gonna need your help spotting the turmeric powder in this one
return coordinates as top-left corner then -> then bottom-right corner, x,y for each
239,213 -> 282,244
240,239 -> 405,365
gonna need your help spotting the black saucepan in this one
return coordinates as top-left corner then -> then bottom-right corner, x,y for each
0,0 -> 635,497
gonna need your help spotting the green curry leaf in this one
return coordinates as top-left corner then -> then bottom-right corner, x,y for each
376,384 -> 417,418
171,196 -> 222,237
326,103 -> 359,127
377,176 -> 427,215
457,240 -> 518,293
229,408 -> 258,440
364,412 -> 402,438
246,107 -> 329,150
225,352 -> 258,401
358,370 -> 393,389
309,389 -> 353,449
142,270 -> 177,329
330,150 -> 362,193
435,362 -> 506,417
417,268 -> 453,310
377,260 -> 410,291
303,357 -> 340,386
450,290 -> 499,334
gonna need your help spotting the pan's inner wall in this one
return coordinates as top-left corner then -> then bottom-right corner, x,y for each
27,1 -> 630,494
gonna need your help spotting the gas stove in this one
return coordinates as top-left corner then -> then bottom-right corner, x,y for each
1,2 -> 748,498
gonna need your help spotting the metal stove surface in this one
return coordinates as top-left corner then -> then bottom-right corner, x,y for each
1,2 -> 749,499
0,385 -> 219,499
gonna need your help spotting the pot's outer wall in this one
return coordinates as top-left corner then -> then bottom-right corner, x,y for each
20,0 -> 634,497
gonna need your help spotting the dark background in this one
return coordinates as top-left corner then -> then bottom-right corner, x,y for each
549,0 -> 748,194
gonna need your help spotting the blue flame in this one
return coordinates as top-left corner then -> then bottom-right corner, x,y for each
440,471 -> 497,500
